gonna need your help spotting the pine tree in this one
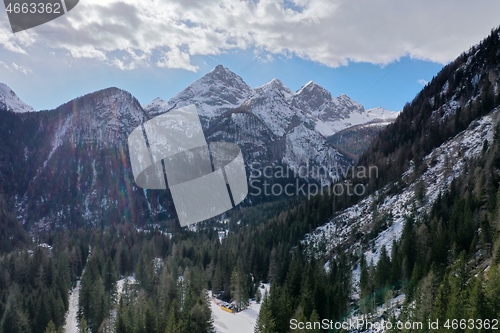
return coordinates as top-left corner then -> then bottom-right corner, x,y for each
164,299 -> 181,333
43,321 -> 57,333
433,272 -> 451,322
443,253 -> 469,322
467,273 -> 486,324
359,254 -> 371,299
254,291 -> 276,333
376,246 -> 391,289
292,305 -> 308,333
309,309 -> 321,333
79,317 -> 90,333
268,248 -> 279,284
485,264 -> 500,318
255,285 -> 262,304
230,264 -> 249,311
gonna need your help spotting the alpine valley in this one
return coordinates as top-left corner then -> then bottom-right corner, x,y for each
0,27 -> 499,333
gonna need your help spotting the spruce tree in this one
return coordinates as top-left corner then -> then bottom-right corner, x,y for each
485,264 -> 500,318
230,264 -> 249,311
254,291 -> 276,333
78,317 -> 90,333
43,321 -> 57,333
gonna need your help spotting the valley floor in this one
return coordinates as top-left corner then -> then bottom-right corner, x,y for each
210,284 -> 270,333
63,281 -> 81,333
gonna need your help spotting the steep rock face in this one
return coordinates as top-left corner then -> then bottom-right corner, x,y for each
48,88 -> 148,145
244,78 -> 298,137
0,88 -> 159,230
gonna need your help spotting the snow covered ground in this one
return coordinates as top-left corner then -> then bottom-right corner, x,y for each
211,283 -> 270,333
63,280 -> 82,333
116,275 -> 137,295
63,247 -> 91,333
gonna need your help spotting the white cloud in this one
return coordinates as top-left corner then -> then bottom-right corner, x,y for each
12,63 -> 32,75
0,0 -> 499,71
417,79 -> 428,86
0,60 -> 10,70
0,60 -> 31,75
0,24 -> 36,54
157,48 -> 199,71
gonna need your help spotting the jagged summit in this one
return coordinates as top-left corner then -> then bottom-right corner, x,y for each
0,83 -> 35,113
256,78 -> 292,97
204,64 -> 249,88
143,65 -> 397,139
146,64 -> 253,118
296,80 -> 329,96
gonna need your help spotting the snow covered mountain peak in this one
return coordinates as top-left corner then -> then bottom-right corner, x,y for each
296,80 -> 330,97
332,94 -> 364,114
292,81 -> 333,115
206,64 -> 249,89
142,65 -> 398,143
365,107 -> 400,120
146,65 -> 253,118
143,97 -> 169,115
256,78 -> 292,97
0,83 -> 35,113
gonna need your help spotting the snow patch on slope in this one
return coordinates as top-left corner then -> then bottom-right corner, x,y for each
315,107 -> 399,137
0,83 -> 35,113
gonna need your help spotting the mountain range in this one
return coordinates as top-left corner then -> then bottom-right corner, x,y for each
0,65 -> 397,229
0,65 -> 397,231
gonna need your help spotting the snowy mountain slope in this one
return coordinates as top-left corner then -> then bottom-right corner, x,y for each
282,124 -> 347,185
144,65 -> 253,119
143,65 -> 398,184
302,107 -> 499,293
0,83 -> 35,113
315,107 -> 399,137
242,78 -> 301,137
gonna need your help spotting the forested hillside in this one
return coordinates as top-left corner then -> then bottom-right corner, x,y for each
359,28 -> 500,191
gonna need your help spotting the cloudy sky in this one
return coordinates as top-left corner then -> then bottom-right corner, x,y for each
1,0 -> 499,111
